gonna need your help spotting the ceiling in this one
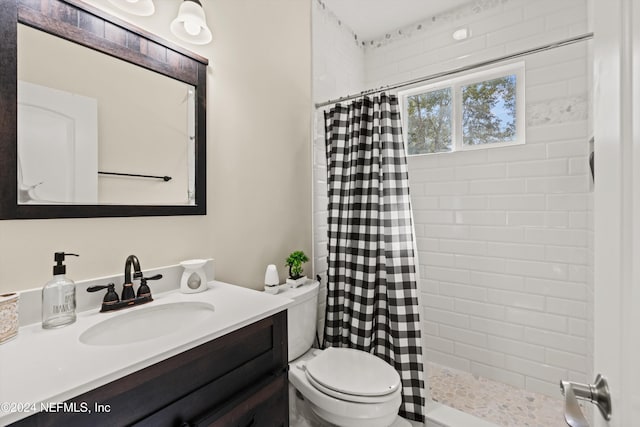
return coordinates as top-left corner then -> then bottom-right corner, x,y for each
321,0 -> 472,41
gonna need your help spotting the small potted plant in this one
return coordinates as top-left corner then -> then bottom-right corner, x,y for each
285,250 -> 309,287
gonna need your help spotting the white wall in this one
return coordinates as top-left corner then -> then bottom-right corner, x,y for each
313,0 -> 592,398
0,0 -> 311,293
312,1 -> 365,102
372,0 -> 591,398
312,0 -> 365,337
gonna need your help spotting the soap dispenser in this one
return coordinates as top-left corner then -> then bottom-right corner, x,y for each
42,252 -> 79,329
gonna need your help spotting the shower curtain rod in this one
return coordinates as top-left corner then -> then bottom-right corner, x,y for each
315,32 -> 594,109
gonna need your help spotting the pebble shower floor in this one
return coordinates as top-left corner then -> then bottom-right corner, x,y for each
428,363 -> 570,427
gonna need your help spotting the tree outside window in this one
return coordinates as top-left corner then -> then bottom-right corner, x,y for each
406,87 -> 452,155
401,64 -> 523,156
462,75 -> 516,146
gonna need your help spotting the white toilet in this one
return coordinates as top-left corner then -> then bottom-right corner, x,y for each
281,280 -> 408,427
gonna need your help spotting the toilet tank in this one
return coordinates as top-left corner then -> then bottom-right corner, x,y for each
278,280 -> 319,361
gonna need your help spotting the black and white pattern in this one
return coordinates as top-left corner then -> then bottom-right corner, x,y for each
323,93 -> 425,422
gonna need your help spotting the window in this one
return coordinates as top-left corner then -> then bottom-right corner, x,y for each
405,87 -> 453,154
400,63 -> 524,156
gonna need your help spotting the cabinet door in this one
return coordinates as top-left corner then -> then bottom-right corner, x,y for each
196,373 -> 289,427
139,371 -> 289,427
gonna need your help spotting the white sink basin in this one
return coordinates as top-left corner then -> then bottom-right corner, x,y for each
79,302 -> 215,346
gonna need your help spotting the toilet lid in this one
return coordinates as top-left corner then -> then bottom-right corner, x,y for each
305,347 -> 401,398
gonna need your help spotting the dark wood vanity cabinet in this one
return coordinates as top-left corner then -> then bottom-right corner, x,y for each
10,311 -> 289,427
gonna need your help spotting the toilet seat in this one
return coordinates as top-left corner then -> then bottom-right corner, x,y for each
304,347 -> 401,403
306,371 -> 399,403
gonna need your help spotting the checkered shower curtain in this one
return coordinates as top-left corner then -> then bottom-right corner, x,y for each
323,93 -> 425,422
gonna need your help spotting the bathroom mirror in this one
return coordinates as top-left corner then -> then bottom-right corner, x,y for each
0,0 -> 208,219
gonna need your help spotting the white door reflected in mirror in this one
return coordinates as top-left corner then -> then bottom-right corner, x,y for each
18,81 -> 98,204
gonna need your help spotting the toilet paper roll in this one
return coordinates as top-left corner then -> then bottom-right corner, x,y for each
0,293 -> 18,344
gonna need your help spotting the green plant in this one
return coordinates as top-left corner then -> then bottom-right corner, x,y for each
285,250 -> 309,279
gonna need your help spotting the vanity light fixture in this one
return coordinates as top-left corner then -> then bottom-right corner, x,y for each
170,0 -> 213,45
452,27 -> 470,41
107,0 -> 155,17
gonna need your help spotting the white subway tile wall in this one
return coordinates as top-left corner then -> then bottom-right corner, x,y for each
312,0 -> 592,399
312,0 -> 365,340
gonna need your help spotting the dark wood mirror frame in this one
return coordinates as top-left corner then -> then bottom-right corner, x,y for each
0,0 -> 208,219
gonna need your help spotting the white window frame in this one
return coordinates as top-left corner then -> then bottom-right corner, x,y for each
399,62 -> 525,156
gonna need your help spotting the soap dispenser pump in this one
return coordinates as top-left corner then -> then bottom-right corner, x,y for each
42,252 -> 79,329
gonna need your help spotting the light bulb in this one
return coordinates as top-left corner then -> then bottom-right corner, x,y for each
184,21 -> 201,36
108,0 -> 154,16
170,0 -> 212,45
452,28 -> 469,41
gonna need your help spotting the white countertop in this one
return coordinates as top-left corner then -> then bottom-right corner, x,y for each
0,281 -> 293,425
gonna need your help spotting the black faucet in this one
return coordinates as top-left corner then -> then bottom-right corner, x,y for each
122,255 -> 143,301
87,255 -> 162,312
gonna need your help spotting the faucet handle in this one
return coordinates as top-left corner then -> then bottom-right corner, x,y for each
87,283 -> 120,306
137,274 -> 162,298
